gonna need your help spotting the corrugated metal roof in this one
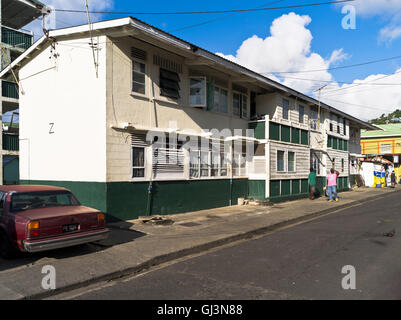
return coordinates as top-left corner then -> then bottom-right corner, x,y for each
361,123 -> 401,138
0,16 -> 378,130
1,0 -> 45,29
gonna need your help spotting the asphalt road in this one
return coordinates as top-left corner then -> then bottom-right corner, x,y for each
60,192 -> 401,300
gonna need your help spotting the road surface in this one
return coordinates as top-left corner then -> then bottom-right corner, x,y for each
55,192 -> 401,300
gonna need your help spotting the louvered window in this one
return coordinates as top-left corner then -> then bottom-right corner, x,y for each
160,68 -> 180,100
153,146 -> 185,179
153,55 -> 182,74
131,47 -> 147,61
132,147 -> 145,178
132,61 -> 146,94
131,47 -> 147,95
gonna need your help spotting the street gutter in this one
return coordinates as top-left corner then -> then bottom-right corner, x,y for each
15,188 -> 400,300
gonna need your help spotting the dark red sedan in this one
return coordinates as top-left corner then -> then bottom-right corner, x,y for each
0,185 -> 109,258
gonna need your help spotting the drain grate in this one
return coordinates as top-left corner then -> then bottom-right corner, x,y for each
180,222 -> 201,227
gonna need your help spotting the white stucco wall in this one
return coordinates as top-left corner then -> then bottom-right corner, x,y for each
19,37 -> 107,182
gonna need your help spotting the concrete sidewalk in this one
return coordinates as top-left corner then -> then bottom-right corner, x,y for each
0,186 -> 400,300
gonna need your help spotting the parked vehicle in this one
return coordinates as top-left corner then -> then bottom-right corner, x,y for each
0,185 -> 109,258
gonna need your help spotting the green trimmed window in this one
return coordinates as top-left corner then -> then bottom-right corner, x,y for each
301,130 -> 309,145
281,125 -> 291,143
291,128 -> 300,144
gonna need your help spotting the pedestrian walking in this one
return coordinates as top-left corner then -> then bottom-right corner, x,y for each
327,168 -> 339,202
308,168 -> 317,200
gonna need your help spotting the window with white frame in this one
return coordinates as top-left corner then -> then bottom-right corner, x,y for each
232,151 -> 247,176
242,94 -> 248,118
189,77 -> 206,107
189,144 -> 229,179
190,150 -> 200,178
212,86 -> 228,114
288,152 -> 295,172
277,150 -> 285,172
233,92 -> 241,117
282,98 -> 289,120
132,146 -> 145,178
299,105 -> 305,123
380,144 -> 392,154
310,109 -> 318,130
232,92 -> 248,118
132,60 -> 146,94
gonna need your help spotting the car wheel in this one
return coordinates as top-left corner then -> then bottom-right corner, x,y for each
0,231 -> 18,259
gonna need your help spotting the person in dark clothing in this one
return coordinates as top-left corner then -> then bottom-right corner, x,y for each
308,168 -> 317,200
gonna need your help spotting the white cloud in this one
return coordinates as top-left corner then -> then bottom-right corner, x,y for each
350,0 -> 401,15
379,25 -> 401,43
217,12 -> 401,121
24,0 -> 113,39
319,70 -> 401,121
336,1 -> 401,43
216,13 -> 345,93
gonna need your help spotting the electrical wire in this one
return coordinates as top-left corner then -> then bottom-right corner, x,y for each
278,75 -> 401,86
169,0 -> 289,32
261,54 -> 401,75
321,70 -> 401,97
53,1 -> 353,15
321,97 -> 396,112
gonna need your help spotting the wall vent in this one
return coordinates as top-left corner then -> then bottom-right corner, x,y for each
131,47 -> 147,61
153,55 -> 183,74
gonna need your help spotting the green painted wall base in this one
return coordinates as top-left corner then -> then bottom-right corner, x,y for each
20,176 -> 351,221
248,180 -> 266,200
21,179 -> 248,222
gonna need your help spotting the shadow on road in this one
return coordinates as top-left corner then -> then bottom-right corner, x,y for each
0,227 -> 146,272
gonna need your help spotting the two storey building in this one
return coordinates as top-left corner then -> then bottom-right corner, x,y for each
0,17 -> 375,221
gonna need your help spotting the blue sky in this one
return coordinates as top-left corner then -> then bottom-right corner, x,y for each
21,0 -> 401,120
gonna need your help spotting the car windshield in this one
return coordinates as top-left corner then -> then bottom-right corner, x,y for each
11,191 -> 80,212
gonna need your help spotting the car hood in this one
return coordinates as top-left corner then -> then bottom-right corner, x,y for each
15,205 -> 100,220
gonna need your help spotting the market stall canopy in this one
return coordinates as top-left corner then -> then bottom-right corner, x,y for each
1,0 -> 46,29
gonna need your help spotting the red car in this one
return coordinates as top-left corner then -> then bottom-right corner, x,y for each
0,185 -> 109,258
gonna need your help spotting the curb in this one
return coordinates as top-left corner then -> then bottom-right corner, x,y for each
24,188 -> 401,300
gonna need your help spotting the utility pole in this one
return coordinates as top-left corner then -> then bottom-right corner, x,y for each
315,84 -> 328,131
85,0 -> 98,78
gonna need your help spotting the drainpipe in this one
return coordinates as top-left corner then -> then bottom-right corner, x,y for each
146,180 -> 153,216
229,141 -> 233,206
146,147 -> 153,216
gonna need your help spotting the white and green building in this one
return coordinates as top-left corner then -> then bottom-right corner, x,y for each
0,0 -> 46,184
0,17 -> 375,221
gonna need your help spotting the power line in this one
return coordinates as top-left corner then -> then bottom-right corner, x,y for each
261,54 -> 401,75
278,75 -> 401,86
321,83 -> 401,99
321,70 -> 401,97
53,1 -> 353,15
321,97 -> 396,112
169,0 -> 288,32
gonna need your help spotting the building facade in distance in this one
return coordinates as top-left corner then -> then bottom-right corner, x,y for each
361,123 -> 401,183
0,0 -> 46,184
